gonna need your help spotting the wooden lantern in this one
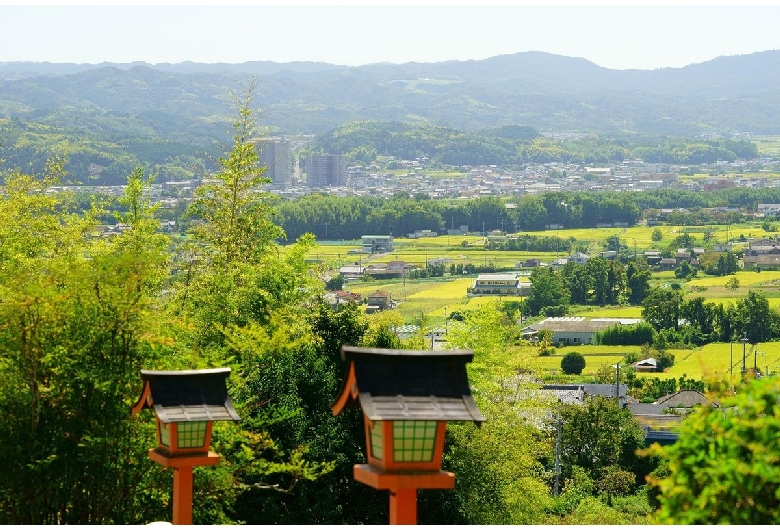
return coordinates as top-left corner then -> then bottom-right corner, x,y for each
132,368 -> 240,524
332,346 -> 485,524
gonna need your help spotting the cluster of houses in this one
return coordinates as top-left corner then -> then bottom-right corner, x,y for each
540,383 -> 717,445
742,236 -> 780,270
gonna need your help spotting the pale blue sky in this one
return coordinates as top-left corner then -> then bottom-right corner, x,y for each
1,4 -> 779,70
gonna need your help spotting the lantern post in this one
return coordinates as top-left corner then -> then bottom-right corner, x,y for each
132,368 -> 241,525
332,346 -> 485,525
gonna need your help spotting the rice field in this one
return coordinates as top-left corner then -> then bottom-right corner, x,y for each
344,276 -> 523,322
543,342 -> 780,382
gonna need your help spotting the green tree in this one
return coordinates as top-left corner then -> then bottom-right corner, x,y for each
527,267 -> 569,316
717,252 -> 739,276
680,297 -> 716,338
734,290 -> 777,344
168,82 -> 336,523
432,299 -> 555,524
641,287 -> 683,332
646,377 -> 780,524
561,351 -> 586,375
558,396 -> 649,489
0,162 -> 172,524
655,349 -> 675,371
651,228 -> 663,242
325,274 -> 345,291
674,261 -> 695,279
725,276 -> 739,291
626,261 -> 651,305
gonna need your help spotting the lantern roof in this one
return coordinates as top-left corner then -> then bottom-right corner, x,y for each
332,346 -> 485,424
132,368 -> 241,424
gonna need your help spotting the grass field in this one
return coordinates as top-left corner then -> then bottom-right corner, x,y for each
338,265 -> 780,325
545,342 -> 780,382
684,270 -> 780,308
318,234 -> 780,324
308,221 -> 779,270
753,135 -> 780,156
345,276 -> 523,322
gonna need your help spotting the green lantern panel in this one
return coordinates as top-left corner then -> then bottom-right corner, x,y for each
160,421 -> 171,447
178,421 -> 208,448
369,421 -> 384,461
393,420 -> 437,462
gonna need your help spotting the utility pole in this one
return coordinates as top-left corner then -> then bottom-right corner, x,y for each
755,349 -> 764,375
553,413 -> 562,497
741,333 -> 749,374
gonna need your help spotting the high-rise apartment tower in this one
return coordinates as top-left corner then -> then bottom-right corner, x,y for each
305,154 -> 347,188
259,137 -> 292,189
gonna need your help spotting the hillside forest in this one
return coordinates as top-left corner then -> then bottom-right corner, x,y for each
1,83 -> 779,525
0,116 -> 762,187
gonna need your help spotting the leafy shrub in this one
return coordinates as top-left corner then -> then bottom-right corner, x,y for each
655,349 -> 675,371
543,305 -> 567,317
561,351 -> 586,375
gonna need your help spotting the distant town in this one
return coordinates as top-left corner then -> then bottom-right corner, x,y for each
51,139 -> 780,207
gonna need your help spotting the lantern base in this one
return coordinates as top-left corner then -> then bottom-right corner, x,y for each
353,463 -> 455,490
148,448 -> 221,468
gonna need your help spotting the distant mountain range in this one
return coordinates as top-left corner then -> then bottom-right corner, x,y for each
2,50 -> 780,140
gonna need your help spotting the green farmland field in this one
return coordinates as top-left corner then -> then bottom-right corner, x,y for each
546,342 -> 780,382
306,227 -> 780,384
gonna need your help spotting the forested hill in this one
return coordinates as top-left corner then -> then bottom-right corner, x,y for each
3,50 -> 780,136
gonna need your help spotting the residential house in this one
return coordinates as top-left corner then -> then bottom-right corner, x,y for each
518,258 -> 541,268
655,389 -> 718,409
339,264 -> 366,281
568,252 -> 590,265
674,249 -> 692,265
361,235 -> 393,254
407,229 -> 437,238
335,290 -> 362,304
627,389 -> 719,445
323,290 -> 362,309
427,257 -> 453,268
522,317 -> 642,346
364,261 -> 413,279
469,273 -> 530,296
541,383 -> 629,409
757,204 -> 780,218
658,257 -> 677,271
744,254 -> 780,270
644,250 -> 662,266
633,358 -> 658,373
365,290 -> 393,314
549,257 -> 570,268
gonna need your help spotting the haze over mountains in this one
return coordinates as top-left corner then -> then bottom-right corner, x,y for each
1,50 -> 780,140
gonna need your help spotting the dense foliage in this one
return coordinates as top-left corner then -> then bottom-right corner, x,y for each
270,185 -> 780,243
646,376 -> 780,524
311,120 -> 758,168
